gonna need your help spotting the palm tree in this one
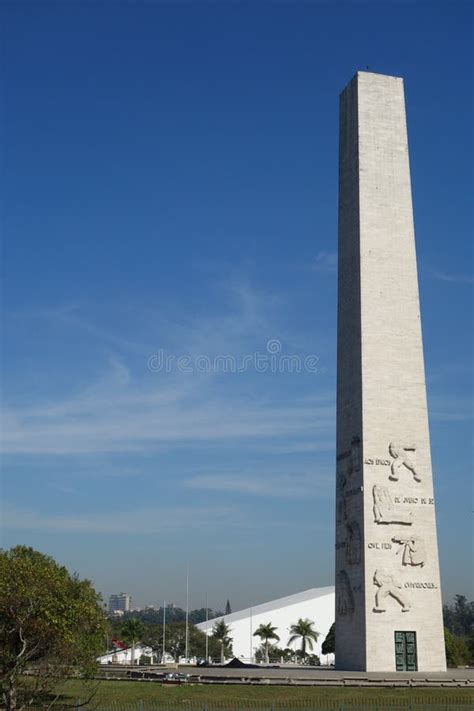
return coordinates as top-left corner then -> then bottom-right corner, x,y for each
253,622 -> 280,664
288,618 -> 319,661
121,618 -> 145,665
212,620 -> 232,663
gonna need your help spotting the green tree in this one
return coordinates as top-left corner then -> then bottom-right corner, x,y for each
141,622 -> 211,662
142,622 -> 220,662
120,618 -> 145,665
0,546 -> 106,711
467,630 -> 474,666
109,606 -> 224,627
253,623 -> 280,664
294,649 -> 320,666
189,608 -> 214,625
140,623 -> 162,658
321,622 -> 335,656
288,618 -> 320,660
443,595 -> 474,636
444,628 -> 469,668
164,624 -> 186,662
254,643 -> 281,664
212,620 -> 233,663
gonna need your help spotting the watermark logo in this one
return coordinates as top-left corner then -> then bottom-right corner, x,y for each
147,339 -> 320,374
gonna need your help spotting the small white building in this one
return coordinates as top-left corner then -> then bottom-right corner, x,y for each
98,644 -> 155,665
197,586 -> 335,664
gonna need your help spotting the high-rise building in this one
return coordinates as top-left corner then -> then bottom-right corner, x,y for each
108,592 -> 131,615
335,71 -> 446,672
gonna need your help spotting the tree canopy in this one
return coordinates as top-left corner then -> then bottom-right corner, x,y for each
144,622 -> 221,662
212,620 -> 233,663
0,546 -> 107,711
321,622 -> 335,655
442,595 -> 474,667
120,618 -> 145,645
108,605 -> 223,627
443,595 -> 474,637
288,618 -> 320,657
253,623 -> 280,664
120,618 -> 145,663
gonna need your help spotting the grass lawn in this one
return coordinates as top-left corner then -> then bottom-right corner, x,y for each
52,679 -> 473,708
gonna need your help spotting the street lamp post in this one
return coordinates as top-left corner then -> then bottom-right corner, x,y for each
205,593 -> 209,661
162,600 -> 166,664
184,565 -> 189,663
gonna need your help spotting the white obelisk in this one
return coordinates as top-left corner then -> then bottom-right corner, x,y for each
335,71 -> 446,672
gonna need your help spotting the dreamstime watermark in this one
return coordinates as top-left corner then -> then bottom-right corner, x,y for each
147,339 -> 320,374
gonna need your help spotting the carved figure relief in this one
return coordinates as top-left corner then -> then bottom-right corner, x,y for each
389,443 -> 421,483
336,570 -> 355,615
372,485 -> 413,525
345,521 -> 361,565
392,536 -> 426,567
373,569 -> 411,613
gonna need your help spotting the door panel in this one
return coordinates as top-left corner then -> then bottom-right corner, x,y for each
394,631 -> 417,671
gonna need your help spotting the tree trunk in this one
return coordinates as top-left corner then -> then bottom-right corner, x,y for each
4,678 -> 17,711
131,641 -> 136,665
220,642 -> 224,664
265,641 -> 269,664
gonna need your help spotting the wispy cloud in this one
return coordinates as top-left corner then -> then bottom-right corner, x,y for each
429,394 -> 473,422
184,470 -> 332,499
1,504 -> 245,534
425,361 -> 474,389
309,251 -> 338,274
250,439 -> 334,455
2,389 -> 334,455
1,503 -> 333,537
425,268 -> 474,285
11,303 -> 154,355
3,281 -> 333,456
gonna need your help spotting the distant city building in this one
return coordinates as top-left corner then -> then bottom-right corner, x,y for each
197,586 -> 335,664
108,593 -> 131,614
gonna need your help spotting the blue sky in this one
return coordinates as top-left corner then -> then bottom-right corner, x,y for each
1,1 -> 472,611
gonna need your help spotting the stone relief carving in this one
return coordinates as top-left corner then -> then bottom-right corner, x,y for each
392,535 -> 426,567
372,485 -> 413,525
389,443 -> 421,482
373,569 -> 411,613
345,521 -> 361,565
336,570 -> 355,615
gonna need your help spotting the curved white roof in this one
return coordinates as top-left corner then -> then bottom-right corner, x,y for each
197,586 -> 335,629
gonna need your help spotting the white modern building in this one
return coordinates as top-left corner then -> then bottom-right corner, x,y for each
197,586 -> 335,664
